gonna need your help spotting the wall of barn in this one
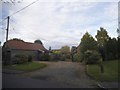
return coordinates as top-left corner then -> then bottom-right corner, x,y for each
11,49 -> 42,61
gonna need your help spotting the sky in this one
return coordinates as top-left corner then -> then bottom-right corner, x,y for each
0,0 -> 119,49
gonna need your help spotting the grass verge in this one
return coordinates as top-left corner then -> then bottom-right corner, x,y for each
86,60 -> 119,82
3,62 -> 47,72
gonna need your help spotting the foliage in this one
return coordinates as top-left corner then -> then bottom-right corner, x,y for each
84,50 -> 101,64
77,27 -> 119,63
95,27 -> 110,61
28,55 -> 33,62
105,38 -> 118,60
80,32 -> 98,52
95,27 -> 109,47
3,62 -> 47,71
34,39 -> 43,45
73,53 -> 81,62
60,45 -> 71,60
94,27 -> 120,61
50,53 -> 60,61
87,60 -> 119,81
2,48 -> 11,65
61,45 -> 70,54
117,37 -> 120,60
40,53 -> 50,61
60,54 -> 66,61
49,46 -> 51,51
12,54 -> 28,64
79,32 -> 98,62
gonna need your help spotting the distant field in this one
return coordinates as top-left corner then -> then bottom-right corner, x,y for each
87,60 -> 119,82
3,62 -> 47,71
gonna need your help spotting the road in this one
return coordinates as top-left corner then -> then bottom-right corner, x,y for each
3,61 -> 98,88
3,73 -> 73,88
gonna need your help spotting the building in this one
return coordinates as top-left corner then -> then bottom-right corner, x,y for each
2,39 -> 48,63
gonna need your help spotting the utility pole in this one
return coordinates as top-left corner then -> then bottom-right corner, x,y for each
6,16 -> 10,42
4,16 -> 10,65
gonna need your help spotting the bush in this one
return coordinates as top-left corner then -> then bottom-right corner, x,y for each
12,54 -> 28,64
60,54 -> 66,61
84,50 -> 101,64
50,53 -> 59,61
65,53 -> 71,59
40,53 -> 50,61
2,51 -> 11,65
73,53 -> 81,62
28,55 -> 33,62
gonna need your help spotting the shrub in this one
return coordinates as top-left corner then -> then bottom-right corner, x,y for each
65,53 -> 71,59
73,53 -> 81,62
28,55 -> 33,62
60,54 -> 66,61
40,53 -> 50,61
50,53 -> 59,61
2,51 -> 11,65
84,50 -> 101,64
12,54 -> 28,64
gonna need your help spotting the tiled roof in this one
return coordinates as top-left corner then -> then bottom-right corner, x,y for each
5,39 -> 47,51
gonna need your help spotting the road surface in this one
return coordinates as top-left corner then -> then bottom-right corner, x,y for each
3,61 -> 98,88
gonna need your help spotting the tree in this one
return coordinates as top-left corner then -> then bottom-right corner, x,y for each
60,46 -> 70,60
50,49 -> 62,61
95,27 -> 109,46
34,40 -> 43,45
117,37 -> 120,59
105,37 -> 118,60
95,27 -> 110,61
79,32 -> 98,62
49,46 -> 51,51
61,46 -> 70,54
80,32 -> 98,52
71,46 -> 77,62
84,50 -> 101,64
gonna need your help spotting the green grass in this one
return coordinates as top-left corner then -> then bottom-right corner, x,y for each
87,60 -> 119,82
3,62 -> 47,71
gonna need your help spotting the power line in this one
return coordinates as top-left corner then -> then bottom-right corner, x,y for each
9,0 -> 39,17
10,18 -> 26,28
0,17 -> 7,24
0,0 -> 39,23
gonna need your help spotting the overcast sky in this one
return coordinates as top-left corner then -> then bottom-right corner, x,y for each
0,0 -> 119,49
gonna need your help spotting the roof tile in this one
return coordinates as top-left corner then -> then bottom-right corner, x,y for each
5,40 -> 47,51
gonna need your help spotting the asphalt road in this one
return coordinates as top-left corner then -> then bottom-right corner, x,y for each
2,73 -> 74,88
2,61 -> 98,88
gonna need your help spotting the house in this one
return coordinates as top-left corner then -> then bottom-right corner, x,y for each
2,39 -> 48,63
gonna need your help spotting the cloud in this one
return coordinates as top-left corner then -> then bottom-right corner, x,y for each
1,1 -> 118,49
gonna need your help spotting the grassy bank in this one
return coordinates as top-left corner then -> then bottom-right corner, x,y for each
87,60 -> 119,82
3,62 -> 47,71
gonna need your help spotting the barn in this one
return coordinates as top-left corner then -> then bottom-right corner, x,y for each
2,39 -> 48,64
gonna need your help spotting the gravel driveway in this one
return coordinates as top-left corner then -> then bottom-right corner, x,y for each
20,61 -> 98,88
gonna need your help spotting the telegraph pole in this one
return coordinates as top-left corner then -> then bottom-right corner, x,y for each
6,16 -> 10,42
4,16 -> 10,65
